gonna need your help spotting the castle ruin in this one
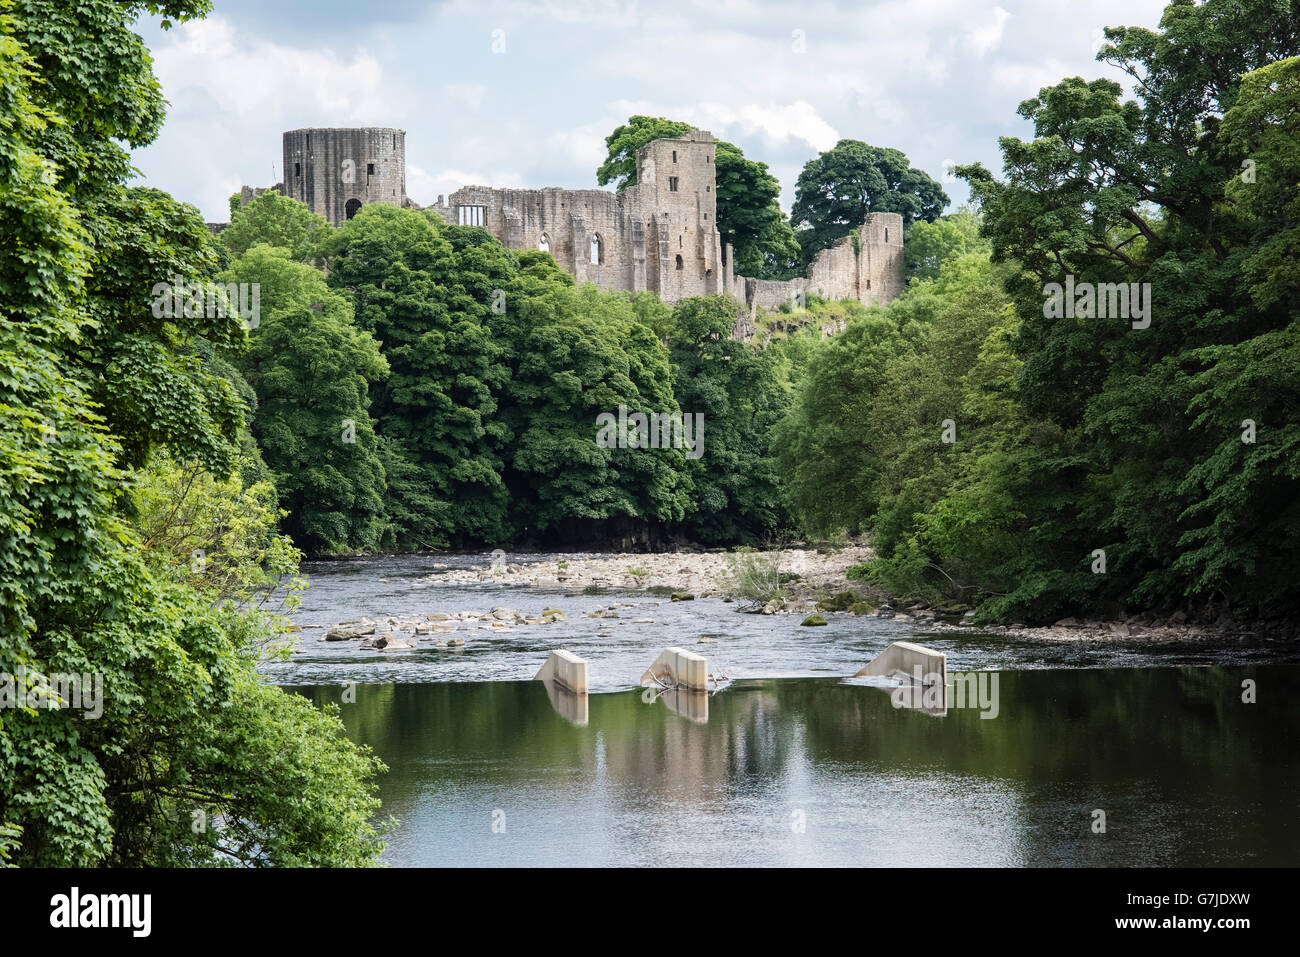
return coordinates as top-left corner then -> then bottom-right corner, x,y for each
232,127 -> 905,315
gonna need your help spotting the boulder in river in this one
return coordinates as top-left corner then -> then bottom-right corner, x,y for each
801,614 -> 828,626
325,624 -> 375,641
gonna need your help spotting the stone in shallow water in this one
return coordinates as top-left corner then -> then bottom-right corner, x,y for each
325,624 -> 374,640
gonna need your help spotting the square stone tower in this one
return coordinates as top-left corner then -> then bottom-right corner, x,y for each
629,130 -> 724,301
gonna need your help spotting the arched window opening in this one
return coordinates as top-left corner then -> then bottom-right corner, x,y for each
590,234 -> 603,264
675,254 -> 684,270
539,233 -> 550,252
345,198 -> 363,220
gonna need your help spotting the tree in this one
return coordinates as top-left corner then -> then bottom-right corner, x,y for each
663,296 -> 792,543
792,140 -> 948,263
496,251 -> 691,543
903,207 -> 988,282
0,0 -> 386,866
219,190 -> 330,262
948,0 -> 1300,619
222,245 -> 390,554
318,205 -> 514,546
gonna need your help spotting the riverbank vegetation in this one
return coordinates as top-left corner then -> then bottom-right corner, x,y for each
0,0 -> 387,867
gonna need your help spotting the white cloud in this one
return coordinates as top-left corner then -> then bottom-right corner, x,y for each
151,17 -> 392,122
606,98 -> 838,153
407,164 -> 525,205
969,6 -> 1012,59
991,58 -> 1075,95
550,122 -> 613,170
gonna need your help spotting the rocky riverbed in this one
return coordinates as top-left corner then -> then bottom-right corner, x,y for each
304,545 -> 1296,649
418,546 -> 875,600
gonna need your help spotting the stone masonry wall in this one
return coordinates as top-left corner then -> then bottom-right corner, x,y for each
281,128 -> 406,225
238,127 -> 906,312
734,211 -> 904,315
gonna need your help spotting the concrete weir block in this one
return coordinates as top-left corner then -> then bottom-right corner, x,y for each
640,647 -> 709,693
533,649 -> 589,695
854,640 -> 947,686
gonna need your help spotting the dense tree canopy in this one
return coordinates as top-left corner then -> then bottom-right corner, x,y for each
220,239 -> 390,553
0,0 -> 386,866
774,0 -> 1300,624
791,140 -> 949,263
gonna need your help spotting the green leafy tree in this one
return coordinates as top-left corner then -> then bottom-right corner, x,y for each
497,251 -> 690,542
0,0 -> 386,866
318,205 -> 515,546
223,244 -> 390,553
903,207 -> 988,282
946,0 -> 1300,619
792,140 -> 949,263
664,296 -> 792,543
219,190 -> 330,262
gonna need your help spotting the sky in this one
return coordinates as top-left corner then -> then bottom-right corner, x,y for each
130,0 -> 1172,223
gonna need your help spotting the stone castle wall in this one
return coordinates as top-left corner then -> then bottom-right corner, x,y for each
238,127 -> 904,311
735,212 -> 905,313
427,130 -> 725,301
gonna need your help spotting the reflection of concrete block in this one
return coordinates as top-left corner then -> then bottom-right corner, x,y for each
640,647 -> 708,692
658,688 -> 708,723
541,677 -> 589,726
533,649 -> 588,694
855,641 -> 946,685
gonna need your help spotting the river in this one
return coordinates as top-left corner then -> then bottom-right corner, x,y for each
274,553 -> 1300,867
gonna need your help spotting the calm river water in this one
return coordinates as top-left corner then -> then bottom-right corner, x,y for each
276,553 -> 1300,867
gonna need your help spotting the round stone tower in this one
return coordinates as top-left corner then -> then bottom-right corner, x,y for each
281,128 -> 406,225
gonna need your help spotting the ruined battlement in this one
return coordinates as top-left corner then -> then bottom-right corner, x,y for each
233,126 -> 904,314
